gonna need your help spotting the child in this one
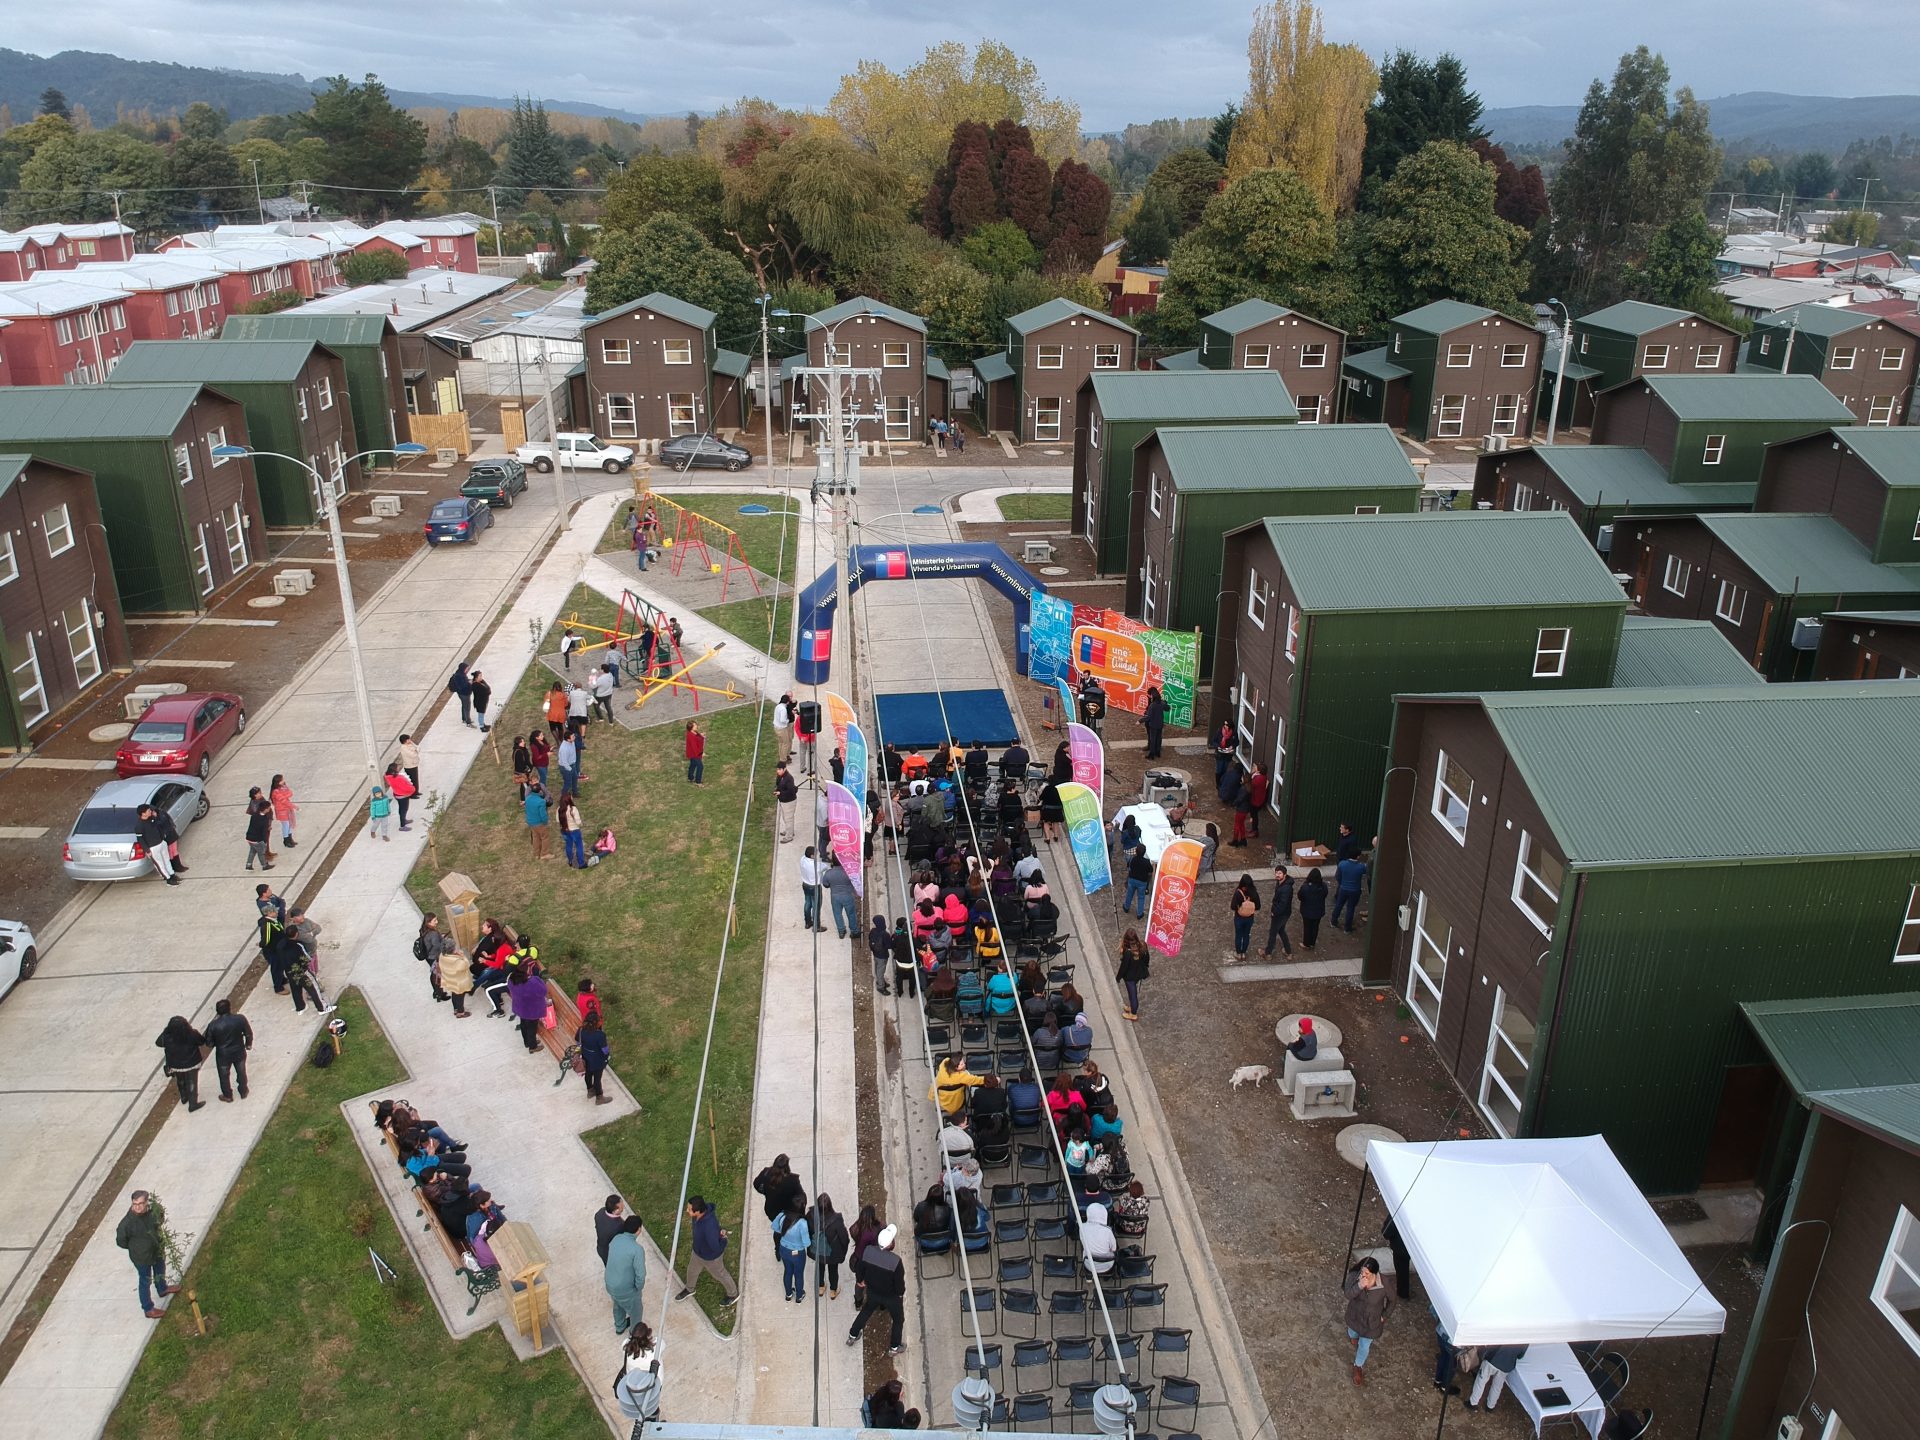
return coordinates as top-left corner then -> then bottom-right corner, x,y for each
575,977 -> 603,1028
368,784 -> 393,841
270,773 -> 298,848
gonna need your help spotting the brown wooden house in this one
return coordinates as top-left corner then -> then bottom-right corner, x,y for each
582,292 -> 746,444
1815,611 -> 1920,680
1338,300 -> 1541,443
1745,304 -> 1920,426
781,297 -> 947,442
1157,299 -> 1346,425
976,299 -> 1138,444
1543,300 -> 1740,431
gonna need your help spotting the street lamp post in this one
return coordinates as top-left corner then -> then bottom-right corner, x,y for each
214,443 -> 428,775
1535,298 -> 1571,445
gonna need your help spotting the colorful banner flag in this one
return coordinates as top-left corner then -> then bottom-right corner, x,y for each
823,691 -> 857,754
825,780 -> 864,898
1029,590 -> 1074,687
1058,781 -> 1110,895
1145,837 -> 1205,957
843,719 -> 868,815
1066,721 -> 1103,813
1056,676 -> 1079,734
1029,596 -> 1199,728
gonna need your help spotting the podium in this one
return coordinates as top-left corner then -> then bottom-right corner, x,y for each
488,1220 -> 552,1351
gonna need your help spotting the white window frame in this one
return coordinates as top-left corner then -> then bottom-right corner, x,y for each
1695,344 -> 1723,369
1436,395 -> 1466,438
1759,333 -> 1773,356
1246,570 -> 1270,630
316,375 -> 333,410
1511,831 -> 1563,937
1663,554 -> 1693,598
207,426 -> 229,465
1141,553 -> 1157,625
1445,343 -> 1472,368
825,342 -> 852,366
1407,891 -> 1450,1037
1533,627 -> 1570,678
55,317 -> 74,346
63,599 -> 101,689
77,239 -> 96,257
0,530 -> 15,587
1869,1204 -> 1920,1359
1579,333 -> 1590,355
174,444 -> 193,486
1641,343 -> 1670,370
1830,345 -> 1857,371
600,338 -> 631,364
1242,344 -> 1271,369
1036,343 -> 1064,370
1300,342 -> 1328,369
1478,987 -> 1535,1139
1715,580 -> 1748,626
1881,349 -> 1907,371
1147,472 -> 1162,518
296,386 -> 308,422
1234,674 -> 1257,770
1033,397 -> 1062,441
1500,343 -> 1528,368
11,631 -> 48,727
604,394 -> 637,438
1868,396 -> 1895,426
1491,394 -> 1521,436
665,393 -> 698,437
1431,749 -> 1473,843
1284,605 -> 1300,662
1093,343 -> 1121,370
1897,885 -> 1920,963
1353,505 -> 1382,515
662,338 -> 694,366
1270,718 -> 1286,813
308,454 -> 327,515
191,526 -> 213,596
1297,394 -> 1322,425
1088,414 -> 1101,449
883,395 -> 912,441
1392,333 -> 1403,354
1702,434 -> 1726,466
223,502 -> 249,573
881,341 -> 910,369
42,503 -> 74,558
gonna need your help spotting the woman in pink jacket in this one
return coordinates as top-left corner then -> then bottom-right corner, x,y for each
269,774 -> 298,848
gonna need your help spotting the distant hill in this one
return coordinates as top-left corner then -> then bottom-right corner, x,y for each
1486,90 -> 1920,156
0,48 -> 661,127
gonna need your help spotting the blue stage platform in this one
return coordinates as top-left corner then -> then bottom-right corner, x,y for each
872,689 -> 1019,749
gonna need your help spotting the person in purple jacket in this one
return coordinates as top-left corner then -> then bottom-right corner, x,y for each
508,963 -> 548,1053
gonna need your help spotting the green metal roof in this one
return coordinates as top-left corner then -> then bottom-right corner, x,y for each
927,355 -> 950,382
974,353 -> 1013,383
712,347 -> 750,378
1088,371 -> 1296,422
107,338 -> 323,385
1258,510 -> 1627,612
1576,301 -> 1698,336
1824,609 -> 1920,626
811,295 -> 925,333
1531,445 -> 1755,508
1474,681 -> 1920,865
1156,423 -> 1419,494
1007,298 -> 1137,337
1754,303 -> 1885,338
1696,512 -> 1920,595
1833,426 -> 1920,491
0,454 -> 28,497
222,312 -> 393,346
1156,348 -> 1205,371
1610,616 -> 1763,689
1205,298 -> 1302,334
1342,347 -> 1411,382
1393,299 -> 1500,334
1742,994 -> 1920,1150
586,292 -> 715,330
1634,373 -> 1856,423
0,384 -> 207,442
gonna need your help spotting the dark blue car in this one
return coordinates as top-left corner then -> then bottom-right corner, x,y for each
424,496 -> 493,545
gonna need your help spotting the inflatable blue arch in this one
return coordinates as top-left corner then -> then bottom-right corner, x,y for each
794,543 -> 1043,685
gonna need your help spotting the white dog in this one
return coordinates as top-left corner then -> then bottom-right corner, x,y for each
1228,1064 -> 1272,1090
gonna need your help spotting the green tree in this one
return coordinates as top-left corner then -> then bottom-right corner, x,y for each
11,131 -> 168,226
1826,209 -> 1879,246
547,213 -> 575,271
720,135 -> 905,290
1143,148 -> 1225,236
886,249 -> 993,361
496,97 -> 571,202
604,150 -> 725,244
1206,106 -> 1239,165
1369,140 -> 1528,319
434,134 -> 498,195
1782,151 -> 1837,204
37,88 -> 71,122
585,214 -> 757,340
340,249 -> 410,285
230,137 -> 290,193
295,75 -> 428,216
1122,190 -> 1179,264
169,136 -> 242,213
179,102 -> 227,142
960,219 -> 1039,278
1636,211 -> 1721,309
1153,166 -> 1337,344
1226,1 -> 1378,212
1361,51 -> 1484,189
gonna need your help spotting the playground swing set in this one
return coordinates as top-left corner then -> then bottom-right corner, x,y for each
555,589 -> 743,712
641,493 -> 763,604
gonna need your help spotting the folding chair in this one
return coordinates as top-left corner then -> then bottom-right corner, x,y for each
1061,1041 -> 1092,1067
1048,1288 -> 1089,1339
960,1286 -> 998,1338
1001,1286 -> 1041,1339
1017,1145 -> 1053,1179
1011,1337 -> 1053,1393
1126,1283 -> 1166,1332
977,1135 -> 1013,1169
1053,1334 -> 1097,1388
1025,1180 -> 1066,1218
1099,1331 -> 1141,1384
963,1213 -> 993,1255
1149,1327 -> 1192,1378
999,1254 -> 1034,1286
997,1048 -> 1030,1076
1587,1351 -> 1631,1407
1040,1251 -> 1081,1296
1032,1215 -> 1071,1250
994,1216 -> 1030,1253
963,1341 -> 1002,1382
990,1181 -> 1025,1213
1116,1252 -> 1157,1282
1010,1394 -> 1055,1432
1066,1381 -> 1102,1433
959,1020 -> 989,1049
1011,1102 -> 1044,1132
916,1232 -> 956,1281
1157,1378 -> 1200,1434
966,1048 -> 995,1075
925,1022 -> 952,1050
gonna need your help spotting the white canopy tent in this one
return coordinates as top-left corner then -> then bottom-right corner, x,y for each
1364,1135 -> 1727,1347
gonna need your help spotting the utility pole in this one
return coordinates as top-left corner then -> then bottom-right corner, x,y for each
758,295 -> 776,491
107,190 -> 124,229
487,185 -> 505,260
251,160 -> 264,223
295,179 -> 313,215
1782,313 -> 1800,375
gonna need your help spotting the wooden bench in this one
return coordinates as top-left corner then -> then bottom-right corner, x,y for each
368,1103 -> 502,1313
535,978 -> 583,1086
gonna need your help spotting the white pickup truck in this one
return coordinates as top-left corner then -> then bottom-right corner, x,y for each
514,432 -> 636,474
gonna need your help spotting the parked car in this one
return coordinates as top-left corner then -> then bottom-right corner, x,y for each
425,496 -> 495,545
460,458 -> 528,507
660,433 -> 752,472
115,692 -> 246,780
514,432 -> 635,474
0,919 -> 36,1002
61,776 -> 210,882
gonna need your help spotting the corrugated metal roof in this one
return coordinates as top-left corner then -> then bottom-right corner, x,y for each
1479,681 -> 1920,865
107,338 -> 321,385
1261,511 -> 1627,612
712,347 -> 750,378
1814,1087 -> 1920,1152
927,355 -> 950,382
1156,348 -> 1205,371
1636,373 -> 1856,422
1610,616 -> 1763,689
1755,303 -> 1886,337
223,313 -> 394,346
1824,609 -> 1920,626
1696,512 -> 1920,595
1532,445 -> 1755,507
586,292 -> 716,330
0,454 -> 27,496
810,295 -> 926,333
973,353 -> 1013,383
1089,371 -> 1296,422
1394,299 -> 1499,334
1158,423 -> 1419,494
1342,348 -> 1411,382
1205,298 -> 1294,333
0,384 -> 205,442
1834,426 -> 1920,490
1007,298 -> 1137,336
1576,301 -> 1697,336
1742,994 -> 1920,1149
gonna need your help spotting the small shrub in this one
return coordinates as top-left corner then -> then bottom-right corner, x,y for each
341,249 -> 410,286
346,1200 -> 376,1238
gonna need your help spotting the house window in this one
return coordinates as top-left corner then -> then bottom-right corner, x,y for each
109,305 -> 127,331
1269,717 -> 1286,813
1831,346 -> 1857,371
1868,397 -> 1895,425
223,502 -> 249,572
1641,343 -> 1669,369
1284,605 -> 1300,662
1759,334 -> 1772,356
1869,1204 -> 1920,1359
1436,395 -> 1466,437
1897,886 -> 1920,962
10,632 -> 47,727
1234,673 -> 1258,769
1246,570 -> 1271,629
663,339 -> 694,366
437,237 -> 453,253
884,395 -> 912,441
164,293 -> 180,317
1702,434 -> 1726,465
1407,892 -> 1451,1036
1033,398 -> 1062,441
77,239 -> 96,257
882,341 -> 910,368
1491,394 -> 1521,435
1479,988 -> 1536,1138
1696,344 -> 1723,369
826,342 -> 852,366
1512,831 -> 1564,936
174,444 -> 193,486
1392,334 -> 1403,354
1715,580 -> 1748,626
666,393 -> 698,436
1093,343 -> 1121,369
296,387 -> 308,422
1882,349 -> 1907,370
1037,344 -> 1064,370
1533,627 -> 1570,677
1431,750 -> 1473,842
600,338 -> 631,364
0,530 -> 15,586
316,375 -> 333,410
207,427 -> 229,464
1300,342 -> 1328,368
1089,414 -> 1101,449
1146,473 -> 1162,518
1141,554 -> 1157,625
55,317 -> 75,345
191,526 -> 214,596
1579,333 -> 1589,354
1243,344 -> 1271,369
1514,483 -> 1534,510
1446,343 -> 1472,367
1353,505 -> 1382,515
1663,554 -> 1693,597
1500,343 -> 1528,367
42,503 -> 74,558
605,395 -> 637,437
1297,394 -> 1322,424
63,600 -> 100,689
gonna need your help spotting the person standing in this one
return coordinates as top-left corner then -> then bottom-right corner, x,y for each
526,731 -> 550,790
567,679 -> 591,735
269,773 -> 299,849
397,733 -> 422,795
603,1214 -> 648,1333
1229,769 -> 1254,847
367,783 -> 393,841
523,782 -> 551,860
285,944 -> 330,1014
1261,866 -> 1295,959
115,1191 -> 177,1319
448,662 -> 475,726
385,762 -> 416,831
155,1015 -> 207,1111
1142,685 -> 1166,759
1114,927 -> 1150,1020
798,846 -> 825,931
471,670 -> 493,733
811,1193 -> 850,1299
205,999 -> 253,1102
867,915 -> 892,996
1298,867 -> 1328,949
437,940 -> 474,1018
1248,763 -> 1269,835
844,1225 -> 906,1354
544,683 -> 569,742
554,732 -> 579,795
773,693 -> 794,765
1229,873 -> 1260,959
579,1007 -> 611,1104
255,882 -> 286,926
775,761 -> 798,842
1344,1255 -> 1390,1385
795,703 -> 818,774
1212,719 -> 1237,787
1122,845 -> 1153,918
595,1195 -> 628,1265
775,1196 -> 811,1302
244,796 -> 274,871
616,1326 -> 663,1437
684,721 -> 705,785
509,965 -> 548,1054
592,664 -> 616,722
559,626 -> 581,673
671,1195 -> 738,1305
825,853 -> 859,940
1333,852 -> 1367,933
1470,1344 -> 1527,1411
559,790 -> 588,868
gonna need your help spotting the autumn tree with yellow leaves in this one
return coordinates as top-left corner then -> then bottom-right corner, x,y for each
1225,1 -> 1376,213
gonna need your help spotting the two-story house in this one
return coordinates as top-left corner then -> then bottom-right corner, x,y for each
1340,301 -> 1542,443
584,293 -> 749,444
1157,299 -> 1346,424
975,299 -> 1137,443
1814,610 -> 1920,680
0,280 -> 133,385
1544,301 -> 1740,431
1744,305 -> 1919,426
224,312 -> 409,455
781,297 -> 946,443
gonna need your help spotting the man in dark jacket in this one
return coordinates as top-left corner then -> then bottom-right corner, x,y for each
259,913 -> 294,993
1142,686 -> 1166,759
471,669 -> 493,732
136,804 -> 181,886
448,662 -> 474,726
1298,868 -> 1329,949
595,1194 -> 627,1265
845,1225 -> 907,1353
1333,855 -> 1367,933
998,741 -> 1029,784
155,1016 -> 206,1109
115,1190 -> 176,1318
205,999 -> 253,1101
244,798 -> 274,871
677,1194 -> 739,1303
1261,867 -> 1295,959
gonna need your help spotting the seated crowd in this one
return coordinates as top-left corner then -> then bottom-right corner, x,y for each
372,1100 -> 509,1270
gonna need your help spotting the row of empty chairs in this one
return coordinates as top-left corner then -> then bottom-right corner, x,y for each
954,1373 -> 1203,1434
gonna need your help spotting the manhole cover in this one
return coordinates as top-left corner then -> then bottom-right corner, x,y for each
1336,1123 -> 1404,1169
1041,565 -> 1071,576
89,722 -> 133,742
247,595 -> 287,608
351,515 -> 383,525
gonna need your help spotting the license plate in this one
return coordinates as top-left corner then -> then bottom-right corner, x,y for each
138,754 -> 161,764
88,848 -> 120,861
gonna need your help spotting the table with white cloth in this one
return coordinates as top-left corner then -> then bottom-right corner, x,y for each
1509,1342 -> 1605,1438
1110,803 -> 1176,862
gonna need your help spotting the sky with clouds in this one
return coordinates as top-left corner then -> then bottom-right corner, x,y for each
10,2 -> 1908,128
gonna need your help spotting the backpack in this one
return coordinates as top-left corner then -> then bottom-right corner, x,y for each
412,935 -> 430,962
310,1040 -> 335,1069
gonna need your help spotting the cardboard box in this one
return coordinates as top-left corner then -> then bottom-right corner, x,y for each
1290,839 -> 1332,866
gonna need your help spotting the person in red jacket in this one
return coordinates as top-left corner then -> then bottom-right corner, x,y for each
1247,763 -> 1269,837
685,720 -> 706,785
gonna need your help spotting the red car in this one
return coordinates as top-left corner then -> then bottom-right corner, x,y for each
115,692 -> 247,779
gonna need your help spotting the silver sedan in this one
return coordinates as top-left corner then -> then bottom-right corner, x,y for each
61,776 -> 210,882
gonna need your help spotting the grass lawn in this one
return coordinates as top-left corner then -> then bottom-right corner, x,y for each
107,989 -> 599,1439
997,492 -> 1070,522
408,585 -> 772,1331
700,594 -> 792,662
600,491 -> 801,587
